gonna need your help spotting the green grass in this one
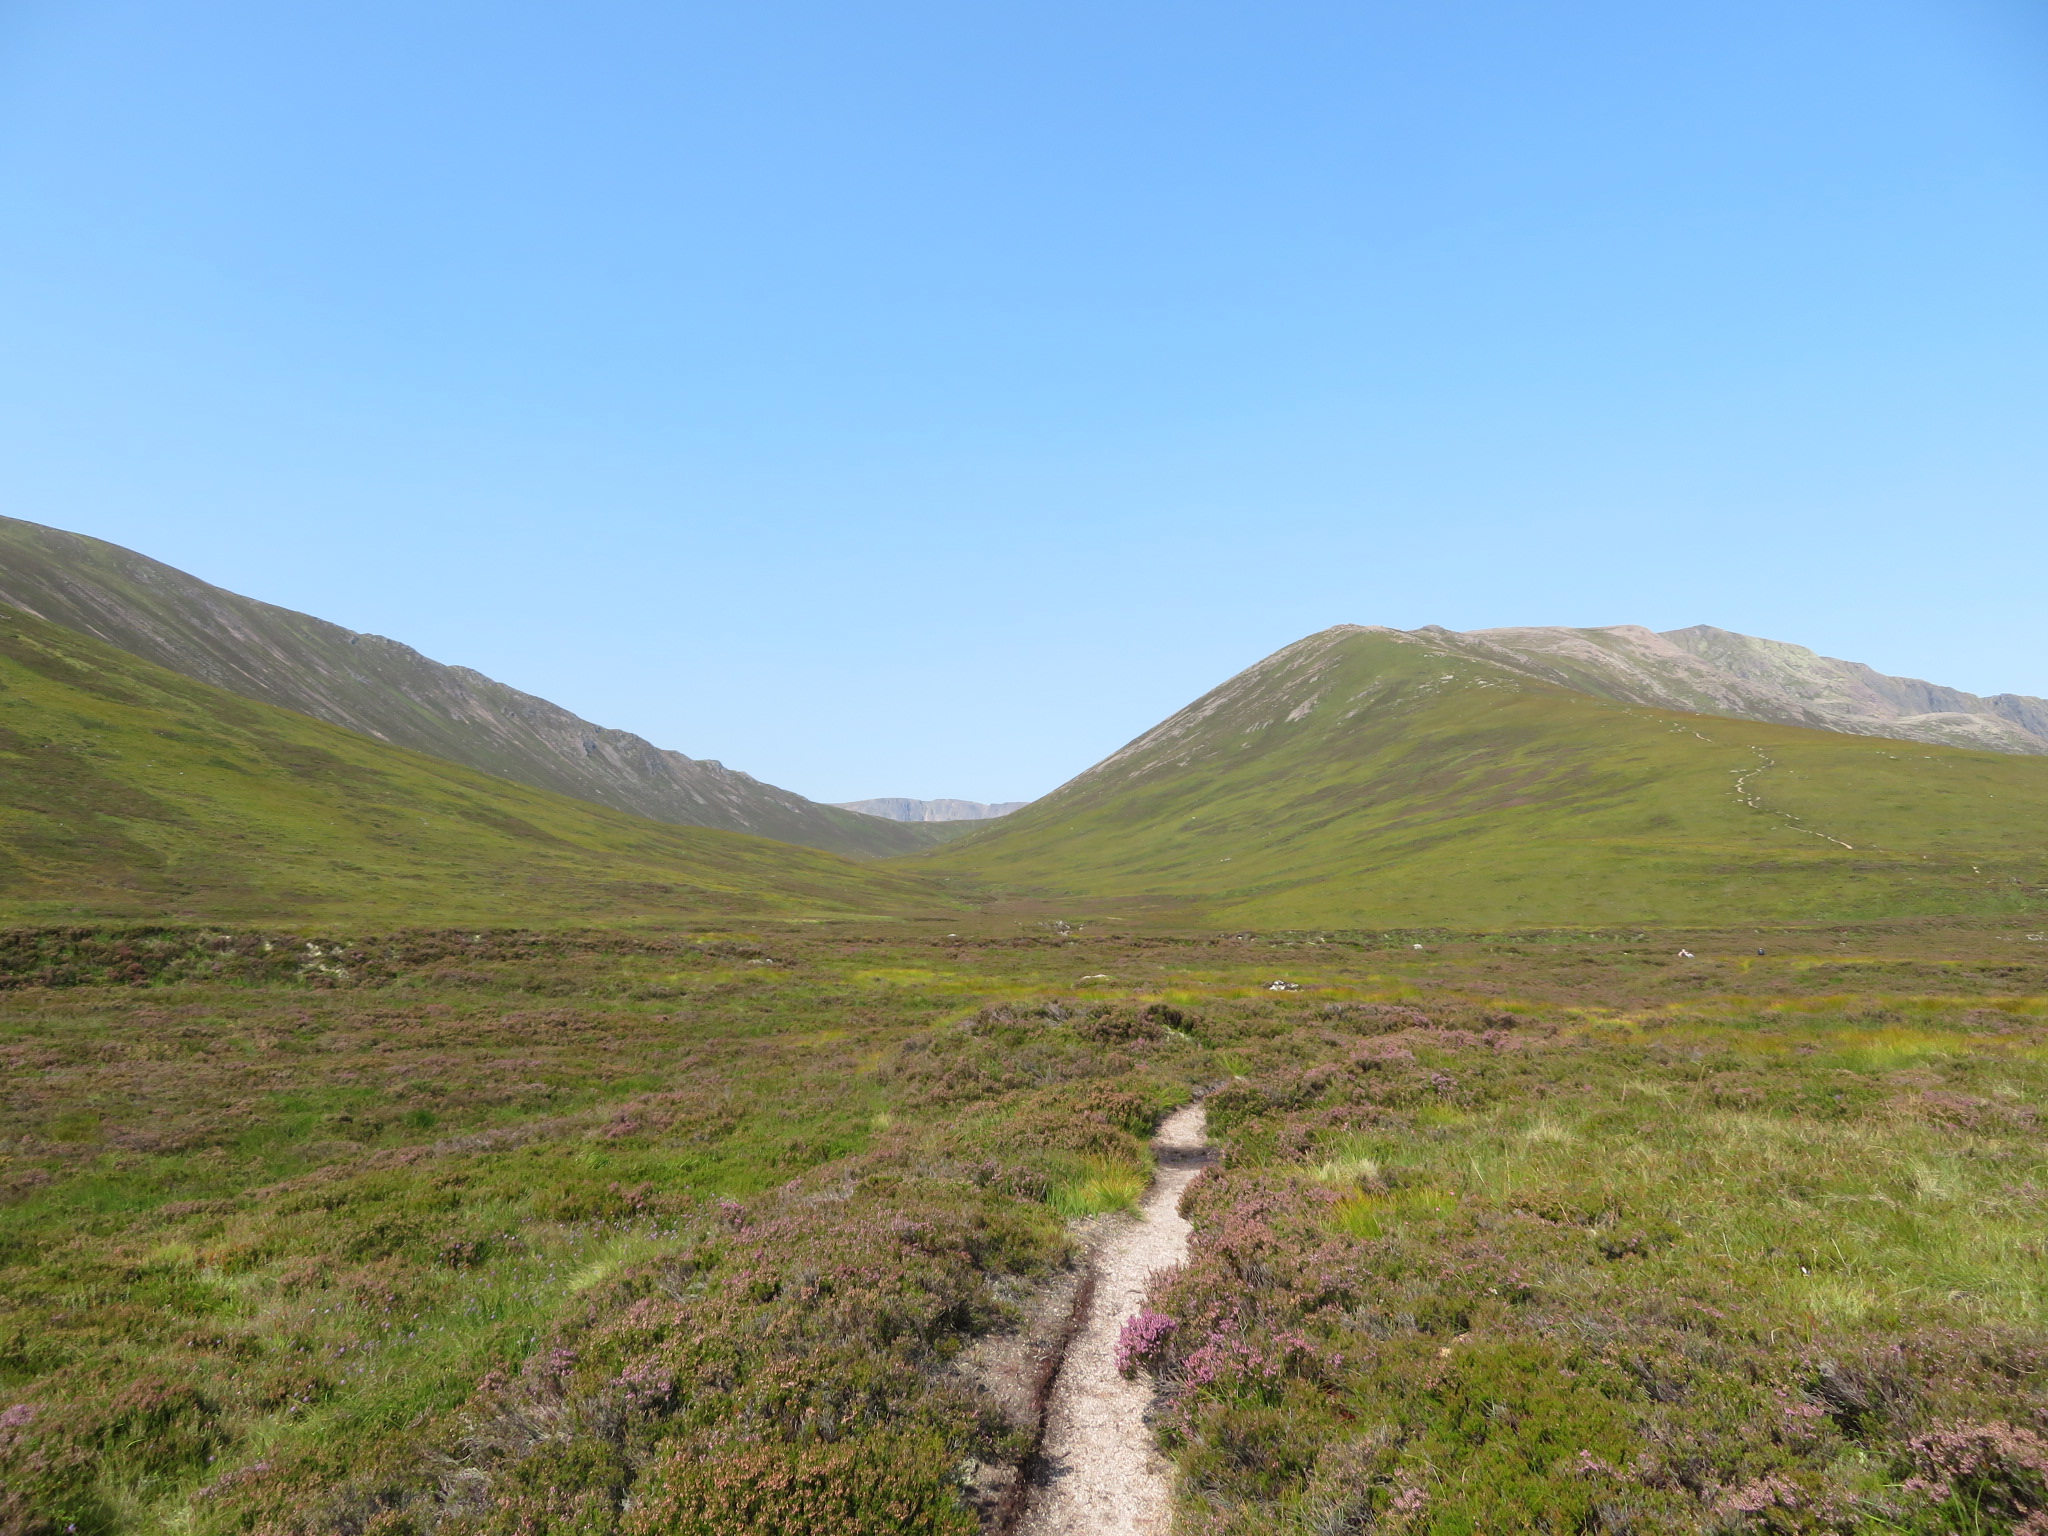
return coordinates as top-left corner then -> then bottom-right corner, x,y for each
0,608 -> 955,925
5,921 -> 2048,1534
1310,1050 -> 2048,1331
1045,1153 -> 1150,1217
1149,985 -> 2048,1534
911,630 -> 2048,928
0,518 -> 960,861
0,928 -> 1203,1535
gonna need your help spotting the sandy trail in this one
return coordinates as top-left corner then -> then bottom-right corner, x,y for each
1019,1102 -> 1210,1536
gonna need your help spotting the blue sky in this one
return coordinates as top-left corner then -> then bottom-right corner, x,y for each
2,1 -> 2045,803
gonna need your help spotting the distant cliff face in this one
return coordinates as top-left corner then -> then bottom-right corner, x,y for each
1449,624 -> 2048,754
0,516 -> 949,859
832,798 -> 1028,822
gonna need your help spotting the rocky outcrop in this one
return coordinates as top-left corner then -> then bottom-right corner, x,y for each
833,798 -> 1029,822
0,516 -> 947,858
1451,623 -> 2048,755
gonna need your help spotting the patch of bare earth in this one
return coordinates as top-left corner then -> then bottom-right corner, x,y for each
1018,1102 -> 1210,1536
946,1251 -> 1089,1525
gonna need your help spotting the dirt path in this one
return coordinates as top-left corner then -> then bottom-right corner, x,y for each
1019,1102 -> 1210,1536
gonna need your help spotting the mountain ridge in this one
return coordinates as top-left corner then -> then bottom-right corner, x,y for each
833,797 -> 1028,822
0,516 -> 950,859
1420,622 -> 2048,754
0,604 -> 951,923
912,625 -> 2048,927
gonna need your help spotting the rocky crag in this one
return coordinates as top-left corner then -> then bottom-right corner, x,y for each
1453,623 -> 2048,754
833,797 -> 1028,822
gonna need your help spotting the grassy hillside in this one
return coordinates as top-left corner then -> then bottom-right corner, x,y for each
0,606 -> 953,924
0,516 -> 955,859
914,628 -> 2048,928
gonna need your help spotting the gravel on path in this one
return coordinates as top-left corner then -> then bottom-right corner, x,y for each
1019,1101 -> 1210,1536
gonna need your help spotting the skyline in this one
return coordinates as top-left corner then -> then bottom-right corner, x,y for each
3,1 -> 2045,802
14,507 -> 2048,809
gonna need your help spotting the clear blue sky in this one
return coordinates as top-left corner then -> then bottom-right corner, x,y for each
3,1 -> 2045,804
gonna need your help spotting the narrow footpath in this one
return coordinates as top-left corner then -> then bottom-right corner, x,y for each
1019,1102 -> 1211,1536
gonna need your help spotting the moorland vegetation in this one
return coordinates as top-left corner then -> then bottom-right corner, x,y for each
4,920 -> 2048,1534
7,528 -> 2048,1534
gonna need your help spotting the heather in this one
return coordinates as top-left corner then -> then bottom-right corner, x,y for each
1137,1002 -> 2048,1532
0,927 -> 1208,1535
0,920 -> 2044,1534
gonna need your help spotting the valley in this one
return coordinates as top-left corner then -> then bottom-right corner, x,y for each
6,2 -> 2039,1528
9,520 -> 2047,937
2,523 -> 2048,1533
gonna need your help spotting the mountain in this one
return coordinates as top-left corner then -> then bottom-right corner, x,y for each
0,604 -> 952,924
0,516 -> 951,859
913,625 -> 2048,928
1452,623 -> 2048,754
834,797 -> 1028,822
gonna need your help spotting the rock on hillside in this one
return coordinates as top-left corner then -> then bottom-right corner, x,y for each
833,797 -> 1029,822
0,516 -> 946,859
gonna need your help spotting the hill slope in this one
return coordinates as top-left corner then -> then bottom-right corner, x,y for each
1454,622 -> 2048,753
0,516 -> 948,858
915,626 -> 2048,927
0,604 -> 952,924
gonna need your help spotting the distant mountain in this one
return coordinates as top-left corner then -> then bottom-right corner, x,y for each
834,797 -> 1028,822
0,605 -> 950,924
916,625 -> 2048,928
1451,623 -> 2048,754
0,517 -> 951,859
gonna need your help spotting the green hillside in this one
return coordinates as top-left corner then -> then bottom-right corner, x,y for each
0,605 -> 953,924
0,515 -> 958,859
914,627 -> 2048,927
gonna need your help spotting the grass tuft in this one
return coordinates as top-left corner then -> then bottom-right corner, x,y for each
1047,1155 -> 1150,1217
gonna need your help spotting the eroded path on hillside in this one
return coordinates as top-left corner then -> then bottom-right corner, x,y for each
1020,1102 -> 1211,1536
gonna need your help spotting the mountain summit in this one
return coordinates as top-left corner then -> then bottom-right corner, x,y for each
0,517 -> 948,859
916,624 -> 2048,927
